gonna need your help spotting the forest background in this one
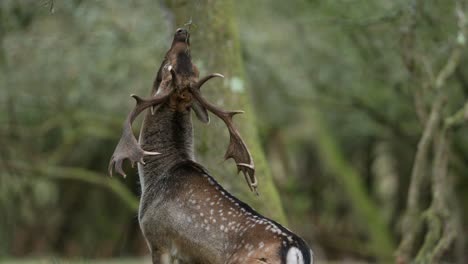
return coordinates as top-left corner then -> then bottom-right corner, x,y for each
1,0 -> 467,263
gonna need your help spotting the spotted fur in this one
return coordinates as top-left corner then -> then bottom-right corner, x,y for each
137,99 -> 312,263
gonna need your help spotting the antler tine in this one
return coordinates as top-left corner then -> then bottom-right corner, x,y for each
193,73 -> 224,90
108,90 -> 172,177
242,168 -> 258,195
189,77 -> 257,193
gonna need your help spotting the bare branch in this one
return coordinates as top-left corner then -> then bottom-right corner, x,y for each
397,93 -> 445,262
398,2 -> 467,261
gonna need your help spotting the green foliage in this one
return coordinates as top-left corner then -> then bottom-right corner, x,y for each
0,0 -> 167,257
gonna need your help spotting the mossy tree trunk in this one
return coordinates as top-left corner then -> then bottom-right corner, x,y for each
163,0 -> 287,223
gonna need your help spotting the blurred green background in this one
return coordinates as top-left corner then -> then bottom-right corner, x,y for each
1,0 -> 467,263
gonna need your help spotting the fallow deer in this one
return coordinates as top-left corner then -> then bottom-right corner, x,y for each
109,28 -> 313,264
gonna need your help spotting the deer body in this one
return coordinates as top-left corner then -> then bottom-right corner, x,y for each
111,28 -> 313,264
138,101 -> 312,264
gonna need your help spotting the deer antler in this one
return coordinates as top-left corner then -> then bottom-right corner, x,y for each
190,74 -> 258,194
108,90 -> 172,177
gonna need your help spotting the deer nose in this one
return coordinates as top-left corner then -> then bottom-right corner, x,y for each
176,28 -> 187,34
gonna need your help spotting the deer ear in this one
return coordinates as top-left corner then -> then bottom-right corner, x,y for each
192,100 -> 210,123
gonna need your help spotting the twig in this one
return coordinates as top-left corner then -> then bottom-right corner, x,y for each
445,101 -> 468,128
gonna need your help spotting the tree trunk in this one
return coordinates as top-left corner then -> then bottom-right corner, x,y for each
164,0 -> 287,223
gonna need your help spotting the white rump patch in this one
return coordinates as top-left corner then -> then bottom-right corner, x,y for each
286,247 -> 304,264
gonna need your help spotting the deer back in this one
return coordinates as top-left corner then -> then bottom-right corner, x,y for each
139,158 -> 313,264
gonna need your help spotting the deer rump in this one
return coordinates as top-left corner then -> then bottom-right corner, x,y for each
139,160 -> 313,264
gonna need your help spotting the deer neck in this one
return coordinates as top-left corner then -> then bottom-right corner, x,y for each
137,101 -> 194,190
